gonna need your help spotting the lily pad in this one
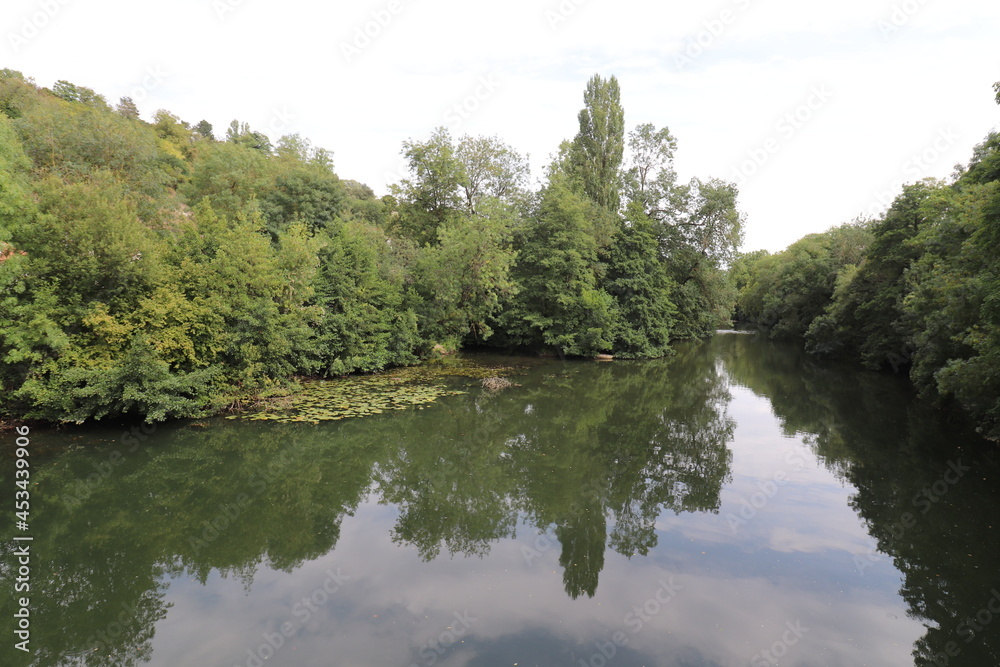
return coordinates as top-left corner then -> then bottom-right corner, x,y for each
230,356 -> 528,424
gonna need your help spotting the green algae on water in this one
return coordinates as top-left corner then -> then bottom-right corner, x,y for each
227,356 -> 528,424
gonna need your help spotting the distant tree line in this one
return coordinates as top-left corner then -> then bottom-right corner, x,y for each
0,69 -> 743,423
731,83 -> 1000,440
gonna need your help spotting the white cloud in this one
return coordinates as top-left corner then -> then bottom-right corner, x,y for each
4,0 -> 998,251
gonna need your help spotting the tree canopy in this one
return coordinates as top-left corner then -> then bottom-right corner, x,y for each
0,69 -> 746,424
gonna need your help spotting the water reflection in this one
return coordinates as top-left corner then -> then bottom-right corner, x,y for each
717,332 -> 1000,666
1,346 -> 736,666
1,334 -> 998,666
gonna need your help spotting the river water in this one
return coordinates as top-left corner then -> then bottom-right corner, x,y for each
3,332 -> 999,666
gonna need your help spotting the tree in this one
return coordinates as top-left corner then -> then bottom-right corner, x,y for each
259,162 -> 344,237
412,198 -> 518,346
656,178 -> 745,338
275,133 -> 333,168
115,96 -> 140,120
604,204 -> 678,358
0,70 -> 38,120
310,219 -> 419,375
167,200 -> 322,389
194,120 -> 214,140
455,134 -> 529,214
736,222 -> 871,340
389,127 -> 464,245
182,140 -> 270,220
570,74 -> 625,212
502,169 -> 617,357
657,177 -> 745,267
51,80 -> 79,103
14,96 -> 168,202
225,119 -> 272,153
804,184 -> 937,366
0,114 -> 35,239
624,122 -> 677,212
51,80 -> 108,109
962,131 -> 1000,186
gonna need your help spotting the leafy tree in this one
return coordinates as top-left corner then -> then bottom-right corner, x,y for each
340,179 -> 387,226
225,119 -> 272,153
310,220 -> 419,375
0,171 -> 207,422
182,140 -> 270,220
51,80 -> 108,109
455,134 -> 529,214
604,204 -> 678,357
14,97 -> 167,202
412,198 -> 518,346
737,222 -> 871,339
0,114 -> 35,239
658,177 -> 745,267
805,184 -> 937,366
624,122 -> 677,212
962,130 -> 1000,186
389,127 -> 464,245
194,119 -> 214,140
151,109 -> 195,187
656,178 -> 745,338
261,170 -> 344,238
115,96 -> 140,120
166,200 -> 321,391
502,169 -> 617,357
728,249 -> 770,322
51,80 -> 80,103
903,174 -> 999,436
570,74 -> 625,212
0,70 -> 39,120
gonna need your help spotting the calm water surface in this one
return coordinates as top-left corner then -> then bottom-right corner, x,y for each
3,333 -> 1000,666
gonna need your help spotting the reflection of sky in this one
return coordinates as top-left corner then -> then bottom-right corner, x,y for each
146,378 -> 922,667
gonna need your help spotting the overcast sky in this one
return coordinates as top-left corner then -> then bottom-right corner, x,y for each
5,0 -> 999,251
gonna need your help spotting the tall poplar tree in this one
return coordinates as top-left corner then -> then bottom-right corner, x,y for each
571,74 -> 625,212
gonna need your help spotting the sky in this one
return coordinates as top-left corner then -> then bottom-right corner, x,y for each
4,0 -> 999,252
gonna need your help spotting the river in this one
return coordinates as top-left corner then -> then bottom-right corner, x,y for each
2,332 -> 999,666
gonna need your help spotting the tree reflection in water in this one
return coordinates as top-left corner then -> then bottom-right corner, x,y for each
717,332 -> 1000,667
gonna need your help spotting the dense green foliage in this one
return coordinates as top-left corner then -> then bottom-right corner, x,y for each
0,71 -> 742,423
733,88 -> 1000,439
